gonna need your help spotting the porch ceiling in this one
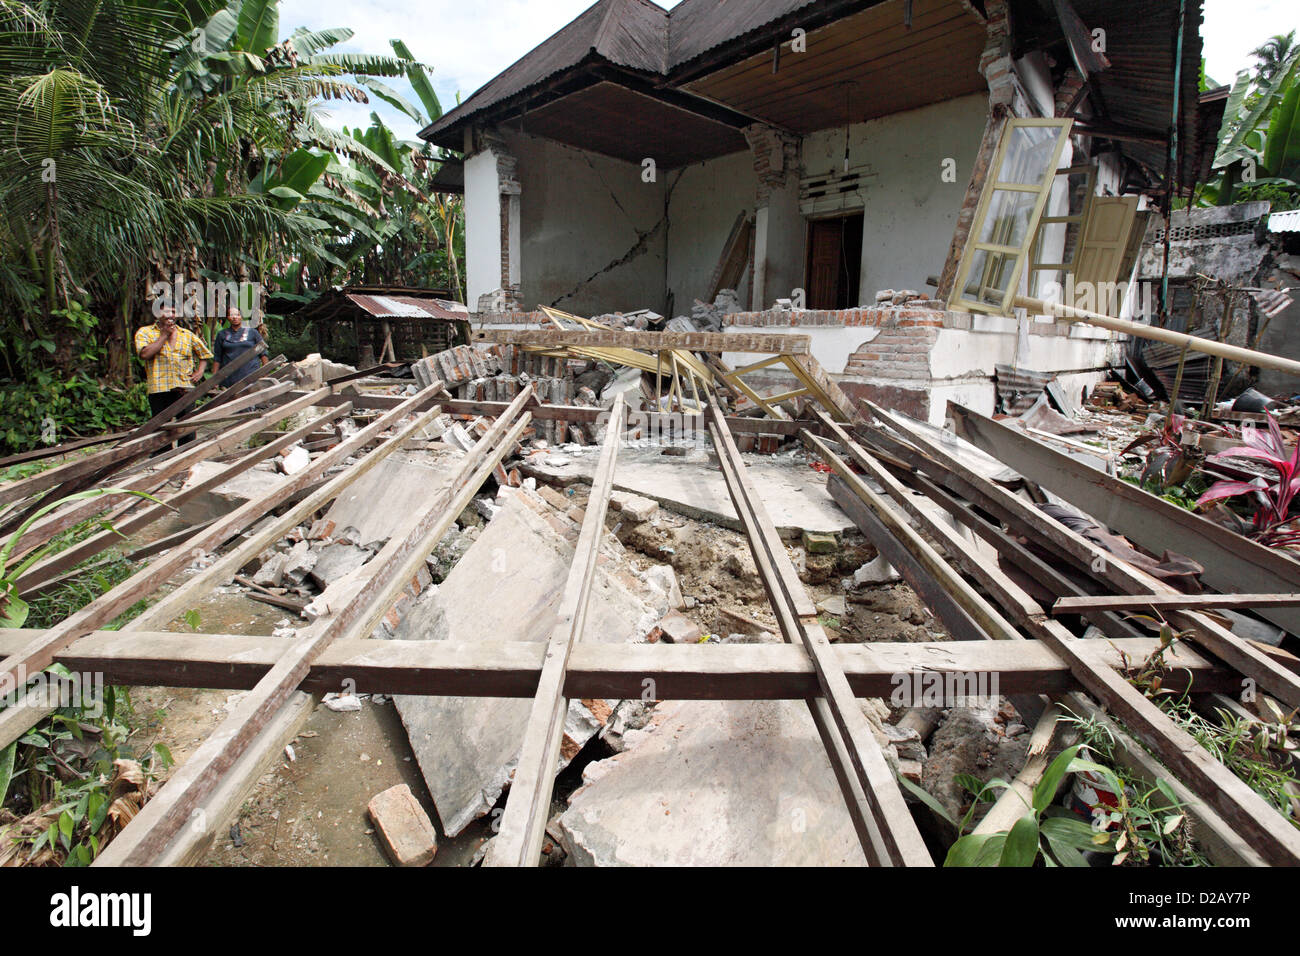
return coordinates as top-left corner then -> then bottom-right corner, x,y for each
682,0 -> 988,134
518,81 -> 750,168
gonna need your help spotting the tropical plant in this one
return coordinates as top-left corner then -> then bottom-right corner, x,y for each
1202,34 -> 1300,208
0,0 -> 463,449
1195,412 -> 1300,547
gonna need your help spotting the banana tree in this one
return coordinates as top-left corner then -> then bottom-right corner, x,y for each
1202,45 -> 1300,206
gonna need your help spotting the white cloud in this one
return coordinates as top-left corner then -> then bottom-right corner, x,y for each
1201,0 -> 1296,87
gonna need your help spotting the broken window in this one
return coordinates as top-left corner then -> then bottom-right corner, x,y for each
1028,164 -> 1096,296
950,118 -> 1074,315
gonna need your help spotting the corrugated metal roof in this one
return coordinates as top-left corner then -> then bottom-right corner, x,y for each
345,294 -> 468,321
1269,209 -> 1300,233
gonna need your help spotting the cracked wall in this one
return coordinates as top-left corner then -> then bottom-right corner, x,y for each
506,130 -> 669,315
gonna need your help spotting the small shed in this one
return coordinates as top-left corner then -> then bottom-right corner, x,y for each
295,286 -> 472,366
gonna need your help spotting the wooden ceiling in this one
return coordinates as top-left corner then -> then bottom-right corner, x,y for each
518,82 -> 750,168
684,0 -> 988,133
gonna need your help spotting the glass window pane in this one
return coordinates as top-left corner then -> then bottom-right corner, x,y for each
962,249 -> 1018,307
997,125 -> 1060,186
977,189 -> 1039,248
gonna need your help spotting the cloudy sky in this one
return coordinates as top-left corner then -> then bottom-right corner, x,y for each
280,0 -> 1296,139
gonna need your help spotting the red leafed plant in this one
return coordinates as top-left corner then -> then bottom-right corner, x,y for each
1195,413 -> 1300,548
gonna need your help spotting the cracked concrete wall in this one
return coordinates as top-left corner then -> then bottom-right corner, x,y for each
504,130 -> 667,315
802,93 -> 988,304
665,149 -> 757,314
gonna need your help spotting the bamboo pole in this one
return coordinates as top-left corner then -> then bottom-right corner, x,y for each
1012,295 -> 1300,378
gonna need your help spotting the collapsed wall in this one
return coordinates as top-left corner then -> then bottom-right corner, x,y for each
472,296 -> 1121,426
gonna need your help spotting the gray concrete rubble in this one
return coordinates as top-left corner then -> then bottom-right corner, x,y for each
523,444 -> 855,538
557,697 -> 869,866
384,490 -> 668,838
324,451 -> 460,547
178,460 -> 290,524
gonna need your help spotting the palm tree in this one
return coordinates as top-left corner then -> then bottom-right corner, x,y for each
1252,31 -> 1297,85
0,0 -> 439,375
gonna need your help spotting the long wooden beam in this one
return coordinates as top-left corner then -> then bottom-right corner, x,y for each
0,631 -> 1246,699
856,406 -> 1300,865
950,403 -> 1300,636
471,328 -> 811,354
876,403 -> 1300,713
708,399 -> 932,867
487,395 -> 626,867
16,394 -> 346,593
1054,593 -> 1300,614
1014,294 -> 1300,377
0,387 -> 444,726
94,388 -> 532,866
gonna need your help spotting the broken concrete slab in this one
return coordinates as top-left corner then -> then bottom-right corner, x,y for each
324,451 -> 459,547
654,609 -> 702,644
177,460 -> 291,525
281,539 -> 317,587
610,491 -> 659,523
524,446 -> 854,538
558,698 -> 867,866
386,494 -> 661,838
308,542 -> 372,590
368,784 -> 438,867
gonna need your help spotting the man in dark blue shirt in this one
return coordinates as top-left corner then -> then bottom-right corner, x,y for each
213,306 -> 267,385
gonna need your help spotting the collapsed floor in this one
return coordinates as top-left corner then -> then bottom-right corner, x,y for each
3,333 -> 1299,868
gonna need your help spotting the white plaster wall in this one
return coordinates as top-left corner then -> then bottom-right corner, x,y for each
929,325 -> 1121,379
505,131 -> 667,315
464,149 -> 502,307
721,324 -> 881,375
665,150 -> 757,314
801,94 -> 988,304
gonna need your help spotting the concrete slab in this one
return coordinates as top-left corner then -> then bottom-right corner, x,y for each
523,446 -> 855,538
386,494 -> 661,837
325,451 -> 459,546
178,461 -> 291,525
558,697 -> 867,866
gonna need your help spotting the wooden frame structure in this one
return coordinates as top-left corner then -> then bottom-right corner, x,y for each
3,354 -> 1299,866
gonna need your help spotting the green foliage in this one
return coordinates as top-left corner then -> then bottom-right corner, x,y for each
0,0 -> 463,402
938,745 -> 1116,867
1202,33 -> 1300,206
0,375 -> 147,456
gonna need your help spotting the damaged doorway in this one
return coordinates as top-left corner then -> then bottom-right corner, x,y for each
805,212 -> 864,310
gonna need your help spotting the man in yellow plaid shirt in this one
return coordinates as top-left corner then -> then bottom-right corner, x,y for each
135,305 -> 212,447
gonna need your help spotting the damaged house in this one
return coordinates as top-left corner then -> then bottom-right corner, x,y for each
421,0 -> 1213,423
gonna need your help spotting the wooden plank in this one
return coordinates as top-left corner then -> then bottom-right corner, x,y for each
1054,593 -> 1300,614
0,631 -> 1245,699
0,388 -> 445,715
470,328 -> 811,354
123,342 -> 267,441
93,389 -> 531,866
950,403 -> 1300,636
877,402 -> 1300,712
859,404 -> 1300,865
708,400 -> 932,867
16,398 -> 348,594
842,418 -> 1143,642
487,395 -> 626,867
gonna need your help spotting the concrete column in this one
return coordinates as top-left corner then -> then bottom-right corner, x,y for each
744,124 -> 802,310
463,128 -> 522,311
935,0 -> 1017,302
